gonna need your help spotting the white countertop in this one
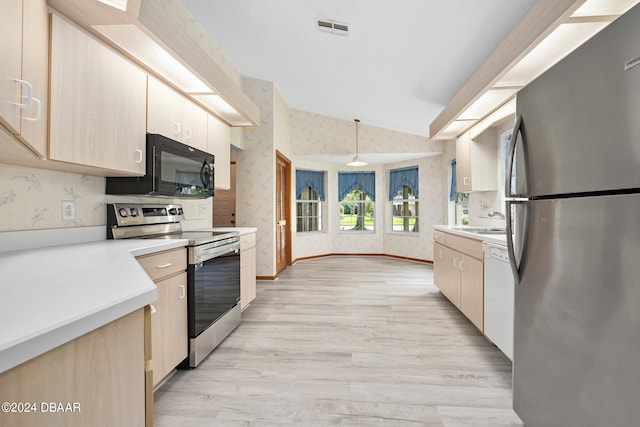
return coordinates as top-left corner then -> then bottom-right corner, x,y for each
434,224 -> 508,246
0,238 -> 188,374
206,227 -> 257,236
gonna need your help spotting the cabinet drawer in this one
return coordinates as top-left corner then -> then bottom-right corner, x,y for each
444,233 -> 483,260
240,233 -> 256,250
433,230 -> 446,244
136,248 -> 186,282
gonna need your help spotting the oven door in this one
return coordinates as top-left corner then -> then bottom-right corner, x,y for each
187,243 -> 240,338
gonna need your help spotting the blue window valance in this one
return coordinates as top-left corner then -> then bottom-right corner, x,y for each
338,172 -> 375,201
296,169 -> 325,201
388,167 -> 419,201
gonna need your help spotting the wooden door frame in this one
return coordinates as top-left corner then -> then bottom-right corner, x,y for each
275,150 -> 292,273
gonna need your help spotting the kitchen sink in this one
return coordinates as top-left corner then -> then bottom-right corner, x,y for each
451,227 -> 506,235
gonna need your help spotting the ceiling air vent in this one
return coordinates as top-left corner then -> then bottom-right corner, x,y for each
315,18 -> 349,36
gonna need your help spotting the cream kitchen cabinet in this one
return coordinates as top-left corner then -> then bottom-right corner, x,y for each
433,229 -> 484,331
455,129 -> 497,193
208,113 -> 231,190
0,0 -> 48,157
147,76 -> 208,152
240,232 -> 257,309
136,247 -> 188,387
49,13 -> 147,175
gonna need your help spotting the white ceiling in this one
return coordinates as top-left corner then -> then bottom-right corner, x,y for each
181,0 -> 537,138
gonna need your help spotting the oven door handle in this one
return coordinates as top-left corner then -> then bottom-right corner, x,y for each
194,243 -> 240,263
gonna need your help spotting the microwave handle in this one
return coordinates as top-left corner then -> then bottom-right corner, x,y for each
200,161 -> 214,189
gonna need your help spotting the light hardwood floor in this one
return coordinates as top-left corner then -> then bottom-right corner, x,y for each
154,256 -> 523,426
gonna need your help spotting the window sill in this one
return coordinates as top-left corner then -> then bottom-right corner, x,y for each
386,231 -> 420,237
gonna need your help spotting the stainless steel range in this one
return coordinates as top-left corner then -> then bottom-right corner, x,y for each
107,203 -> 241,367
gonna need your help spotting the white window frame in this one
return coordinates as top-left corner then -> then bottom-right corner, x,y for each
296,187 -> 323,233
390,185 -> 418,233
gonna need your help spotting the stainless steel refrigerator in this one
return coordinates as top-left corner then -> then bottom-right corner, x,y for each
506,4 -> 640,426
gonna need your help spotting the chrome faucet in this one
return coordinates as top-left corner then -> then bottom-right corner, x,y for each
488,211 -> 505,219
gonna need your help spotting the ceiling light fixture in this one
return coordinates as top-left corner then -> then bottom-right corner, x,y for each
347,119 -> 368,167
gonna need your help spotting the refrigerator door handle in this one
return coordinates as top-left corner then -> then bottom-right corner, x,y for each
506,114 -> 530,284
506,114 -> 521,199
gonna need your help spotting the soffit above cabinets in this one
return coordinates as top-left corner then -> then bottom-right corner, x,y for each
429,0 -> 640,140
46,0 -> 260,127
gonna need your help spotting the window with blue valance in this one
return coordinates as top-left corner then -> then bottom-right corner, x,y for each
296,169 -> 325,201
388,167 -> 419,201
338,172 -> 375,201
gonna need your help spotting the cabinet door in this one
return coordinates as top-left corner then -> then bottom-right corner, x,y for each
459,254 -> 484,331
0,0 -> 23,135
49,14 -> 147,174
18,0 -> 48,157
441,246 -> 461,308
208,113 -> 231,189
147,76 -> 183,141
152,272 -> 188,386
181,99 -> 208,152
456,132 -> 471,192
240,246 -> 257,309
433,241 -> 446,292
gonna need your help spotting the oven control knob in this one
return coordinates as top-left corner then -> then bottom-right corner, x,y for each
118,208 -> 129,217
168,208 -> 178,215
130,208 -> 139,217
178,208 -> 183,215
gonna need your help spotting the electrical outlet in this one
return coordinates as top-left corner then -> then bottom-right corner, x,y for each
198,203 -> 208,216
62,201 -> 75,220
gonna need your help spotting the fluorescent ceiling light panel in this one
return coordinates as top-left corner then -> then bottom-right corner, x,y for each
193,94 -> 252,126
497,22 -> 608,87
458,89 -> 517,121
438,120 -> 476,140
97,0 -> 127,11
572,0 -> 639,16
93,24 -> 211,93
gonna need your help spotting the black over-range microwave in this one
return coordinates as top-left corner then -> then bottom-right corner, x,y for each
106,133 -> 215,198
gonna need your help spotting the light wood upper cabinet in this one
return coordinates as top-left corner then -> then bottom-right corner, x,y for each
49,13 -> 147,175
456,129 -> 498,193
0,0 -> 48,157
208,113 -> 231,190
147,76 -> 208,153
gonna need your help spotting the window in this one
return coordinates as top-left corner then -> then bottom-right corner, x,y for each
296,170 -> 325,232
389,167 -> 419,233
338,172 -> 375,231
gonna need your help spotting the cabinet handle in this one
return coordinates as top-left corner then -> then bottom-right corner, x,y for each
453,257 -> 459,268
459,260 -> 464,271
13,79 -> 33,108
463,177 -> 469,186
22,97 -> 42,122
135,149 -> 143,164
184,128 -> 192,140
155,262 -> 172,269
173,122 -> 181,136
150,304 -> 157,314
178,284 -> 186,299
438,250 -> 444,259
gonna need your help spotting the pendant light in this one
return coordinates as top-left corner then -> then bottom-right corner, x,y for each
347,118 -> 368,167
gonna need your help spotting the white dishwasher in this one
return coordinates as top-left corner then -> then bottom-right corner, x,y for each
483,241 -> 514,361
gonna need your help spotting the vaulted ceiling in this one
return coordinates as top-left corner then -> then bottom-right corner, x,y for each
181,0 -> 537,137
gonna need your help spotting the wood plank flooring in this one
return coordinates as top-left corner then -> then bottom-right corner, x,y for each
154,256 -> 523,426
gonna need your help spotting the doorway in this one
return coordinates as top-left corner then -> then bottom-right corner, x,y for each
275,151 -> 291,274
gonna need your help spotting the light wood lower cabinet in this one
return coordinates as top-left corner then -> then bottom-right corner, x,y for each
240,233 -> 257,309
136,248 -> 188,388
433,230 -> 484,331
0,309 -> 145,427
